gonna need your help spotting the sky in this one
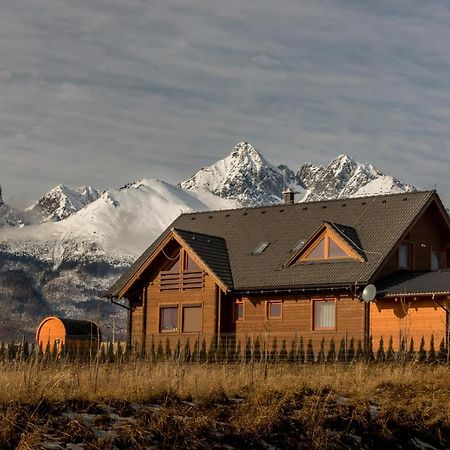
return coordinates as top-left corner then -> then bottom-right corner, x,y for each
1,0 -> 450,206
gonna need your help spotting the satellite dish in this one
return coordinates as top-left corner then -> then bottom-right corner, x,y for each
361,284 -> 377,302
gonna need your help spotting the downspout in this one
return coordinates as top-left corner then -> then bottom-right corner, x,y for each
142,284 -> 148,356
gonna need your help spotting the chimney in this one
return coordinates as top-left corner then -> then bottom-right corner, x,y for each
282,188 -> 295,204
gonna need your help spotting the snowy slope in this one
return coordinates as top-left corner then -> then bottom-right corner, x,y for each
2,179 -> 240,262
180,141 -> 306,206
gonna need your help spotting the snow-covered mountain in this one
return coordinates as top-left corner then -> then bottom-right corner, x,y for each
0,141 -> 418,340
297,154 -> 415,201
180,141 -> 306,205
181,143 -> 414,205
26,185 -> 101,222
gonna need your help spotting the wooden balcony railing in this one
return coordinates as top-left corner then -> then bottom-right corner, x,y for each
160,270 -> 204,291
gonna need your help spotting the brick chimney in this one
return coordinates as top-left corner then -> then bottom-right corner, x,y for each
282,188 -> 295,204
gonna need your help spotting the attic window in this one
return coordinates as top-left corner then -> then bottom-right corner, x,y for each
291,227 -> 359,264
253,242 -> 270,254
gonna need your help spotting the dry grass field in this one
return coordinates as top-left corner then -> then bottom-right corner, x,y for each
0,360 -> 449,449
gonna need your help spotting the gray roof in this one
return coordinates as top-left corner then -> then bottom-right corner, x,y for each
174,229 -> 233,289
378,270 -> 450,296
107,191 -> 441,297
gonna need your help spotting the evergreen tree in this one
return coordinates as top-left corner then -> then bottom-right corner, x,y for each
22,340 -> 30,361
347,338 -> 355,361
288,338 -> 297,363
44,341 -> 51,362
99,344 -> 107,363
235,340 -> 242,363
253,337 -> 262,362
0,342 -> 5,361
107,342 -> 115,363
165,338 -> 172,361
437,338 -> 447,364
199,338 -> 207,363
270,337 -> 278,363
191,337 -> 199,363
117,342 -> 124,363
428,335 -> 436,363
216,338 -> 226,363
306,339 -> 315,363
244,337 -> 252,363
183,338 -> 191,363
407,338 -> 415,362
174,338 -> 182,361
297,337 -> 305,364
385,336 -> 395,362
337,338 -> 346,363
327,338 -> 336,363
365,336 -> 374,362
376,337 -> 385,362
279,339 -> 288,362
124,341 -> 132,362
156,340 -> 164,362
355,340 -> 364,360
208,337 -> 217,363
317,338 -> 325,363
418,337 -> 427,363
148,339 -> 155,363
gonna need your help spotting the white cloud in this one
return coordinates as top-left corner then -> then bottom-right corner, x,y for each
0,0 -> 449,205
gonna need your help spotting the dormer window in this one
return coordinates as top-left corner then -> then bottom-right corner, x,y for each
399,243 -> 413,270
302,234 -> 349,261
431,248 -> 446,270
286,222 -> 365,266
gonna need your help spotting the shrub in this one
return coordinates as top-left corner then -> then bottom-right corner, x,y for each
418,337 -> 427,363
327,338 -> 336,363
317,338 -> 325,363
306,339 -> 314,363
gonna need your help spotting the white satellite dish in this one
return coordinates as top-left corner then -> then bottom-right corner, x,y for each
361,284 -> 377,302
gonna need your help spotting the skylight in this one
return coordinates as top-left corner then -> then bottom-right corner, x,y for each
253,242 -> 270,254
292,239 -> 305,252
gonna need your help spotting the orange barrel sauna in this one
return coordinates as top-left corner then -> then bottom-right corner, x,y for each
36,316 -> 101,355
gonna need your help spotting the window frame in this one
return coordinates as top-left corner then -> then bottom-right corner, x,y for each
159,304 -> 180,333
181,303 -> 203,333
312,299 -> 337,331
431,247 -> 446,271
235,300 -> 245,322
398,242 -> 414,270
266,300 -> 283,320
300,231 -> 352,262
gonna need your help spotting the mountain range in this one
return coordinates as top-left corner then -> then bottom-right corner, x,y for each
0,142 -> 416,340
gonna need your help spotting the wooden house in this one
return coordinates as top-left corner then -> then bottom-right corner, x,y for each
106,191 -> 450,354
36,316 -> 101,354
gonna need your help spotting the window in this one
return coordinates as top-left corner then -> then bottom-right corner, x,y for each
399,243 -> 413,270
235,301 -> 244,321
267,301 -> 282,319
292,239 -> 305,252
431,249 -> 446,270
184,253 -> 201,272
253,242 -> 270,254
182,305 -> 202,332
303,235 -> 350,261
313,300 -> 336,330
160,306 -> 179,332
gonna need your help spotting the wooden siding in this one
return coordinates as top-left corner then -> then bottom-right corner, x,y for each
232,294 -> 366,348
36,317 -> 66,349
378,202 -> 450,279
142,272 -> 217,353
370,296 -> 448,350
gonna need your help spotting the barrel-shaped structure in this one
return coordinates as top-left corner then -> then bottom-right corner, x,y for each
36,316 -> 101,354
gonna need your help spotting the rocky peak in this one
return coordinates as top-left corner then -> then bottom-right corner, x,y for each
27,184 -> 100,222
180,141 -> 304,206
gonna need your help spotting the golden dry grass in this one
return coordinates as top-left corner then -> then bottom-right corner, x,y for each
0,361 -> 449,449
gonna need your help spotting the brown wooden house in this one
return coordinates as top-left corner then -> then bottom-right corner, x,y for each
106,190 -> 450,354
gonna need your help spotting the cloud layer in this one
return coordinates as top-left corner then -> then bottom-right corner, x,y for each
1,0 -> 450,205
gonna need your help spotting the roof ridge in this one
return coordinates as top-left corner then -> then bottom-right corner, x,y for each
179,190 -> 436,216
